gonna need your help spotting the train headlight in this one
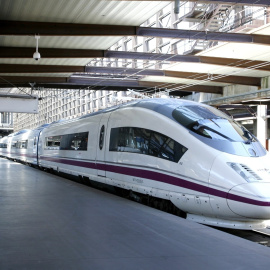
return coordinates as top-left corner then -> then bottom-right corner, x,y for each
227,162 -> 262,183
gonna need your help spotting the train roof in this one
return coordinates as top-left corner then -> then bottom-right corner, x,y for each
79,98 -> 198,120
33,123 -> 50,131
10,129 -> 31,137
44,98 -> 202,128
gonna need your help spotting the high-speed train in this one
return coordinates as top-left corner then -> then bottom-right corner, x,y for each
1,98 -> 270,230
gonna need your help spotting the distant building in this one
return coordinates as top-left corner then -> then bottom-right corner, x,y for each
13,89 -> 132,131
0,112 -> 13,138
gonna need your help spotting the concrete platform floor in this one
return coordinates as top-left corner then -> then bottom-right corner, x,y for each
1,157 -> 270,270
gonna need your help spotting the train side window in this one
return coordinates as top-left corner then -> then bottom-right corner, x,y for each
109,127 -> 187,163
77,132 -> 88,151
11,141 -> 17,148
59,134 -> 70,150
109,128 -> 120,151
159,138 -> 187,162
0,143 -> 7,148
99,125 -> 105,150
34,137 -> 37,146
134,128 -> 150,154
20,140 -> 28,149
148,132 -> 166,157
58,132 -> 89,151
69,132 -> 88,150
45,136 -> 61,150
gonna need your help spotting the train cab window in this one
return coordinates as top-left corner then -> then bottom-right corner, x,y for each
109,127 -> 187,163
172,104 -> 266,157
172,105 -> 256,143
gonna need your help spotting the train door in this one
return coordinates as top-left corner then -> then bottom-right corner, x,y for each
96,113 -> 111,177
32,134 -> 39,165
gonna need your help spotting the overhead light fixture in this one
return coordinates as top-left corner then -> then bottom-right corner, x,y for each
33,35 -> 41,61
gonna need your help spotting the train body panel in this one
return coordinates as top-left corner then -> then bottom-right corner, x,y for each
6,126 -> 48,165
2,133 -> 15,159
208,152 -> 270,220
3,98 -> 270,229
105,106 -> 218,216
9,130 -> 32,163
38,116 -> 101,179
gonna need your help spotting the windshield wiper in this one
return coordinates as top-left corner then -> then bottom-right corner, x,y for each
241,127 -> 254,144
209,118 -> 221,128
244,138 -> 252,144
192,124 -> 234,141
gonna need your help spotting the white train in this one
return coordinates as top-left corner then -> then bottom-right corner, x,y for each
1,98 -> 270,230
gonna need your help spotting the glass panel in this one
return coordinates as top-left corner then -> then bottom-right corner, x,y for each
70,133 -> 88,150
149,132 -> 166,157
0,143 -> 7,148
109,127 -> 187,163
172,105 -> 256,143
99,126 -> 105,150
45,136 -> 61,149
59,132 -> 89,151
19,140 -> 28,149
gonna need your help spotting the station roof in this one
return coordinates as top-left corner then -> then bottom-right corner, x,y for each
1,0 -> 270,105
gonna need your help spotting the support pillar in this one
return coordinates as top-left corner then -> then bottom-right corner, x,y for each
257,105 -> 267,148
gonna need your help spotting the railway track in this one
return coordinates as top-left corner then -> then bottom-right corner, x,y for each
217,227 -> 270,247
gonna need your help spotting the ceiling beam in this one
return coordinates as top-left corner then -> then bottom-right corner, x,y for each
68,77 -> 141,88
0,82 -> 191,96
204,87 -> 270,105
80,66 -> 262,86
1,20 -> 270,45
0,64 -> 163,76
163,70 -> 261,86
240,101 -> 270,105
0,47 -> 104,58
0,64 -> 260,86
136,28 -> 270,45
0,75 -> 223,94
85,66 -> 164,76
0,64 -> 84,73
0,83 -> 145,91
192,0 -> 269,3
137,81 -> 223,94
104,50 -> 199,62
199,56 -> 270,71
110,0 -> 269,6
0,21 -> 136,36
1,47 -> 270,72
0,76 -> 68,84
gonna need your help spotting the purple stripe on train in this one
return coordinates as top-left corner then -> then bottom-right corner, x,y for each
40,155 -> 270,207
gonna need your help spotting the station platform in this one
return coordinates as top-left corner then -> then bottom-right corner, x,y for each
1,157 -> 270,270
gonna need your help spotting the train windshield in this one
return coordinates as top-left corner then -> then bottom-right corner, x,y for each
172,105 -> 253,142
172,105 -> 266,157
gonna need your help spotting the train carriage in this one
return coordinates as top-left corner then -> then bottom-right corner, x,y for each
3,98 -> 270,229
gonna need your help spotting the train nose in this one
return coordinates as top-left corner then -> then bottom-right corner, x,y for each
227,182 -> 270,219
